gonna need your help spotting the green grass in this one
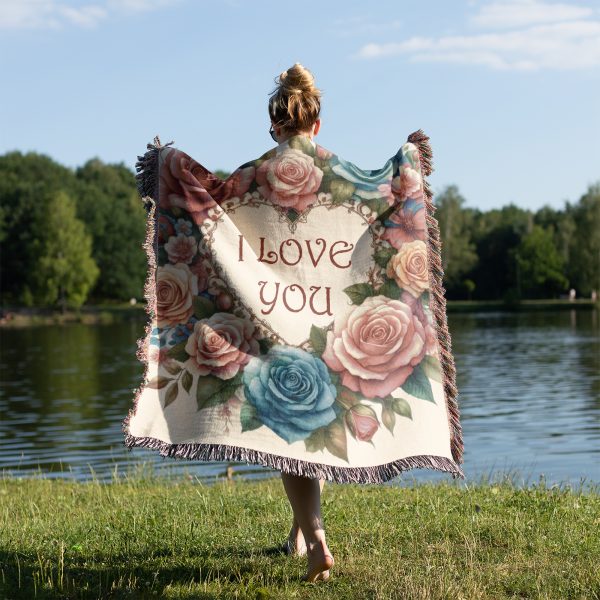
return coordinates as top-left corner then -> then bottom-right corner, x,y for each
1,467 -> 599,599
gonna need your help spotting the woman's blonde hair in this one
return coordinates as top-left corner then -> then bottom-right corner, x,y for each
268,62 -> 322,135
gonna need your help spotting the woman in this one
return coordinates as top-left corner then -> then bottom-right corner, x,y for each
126,58 -> 464,586
268,62 -> 333,583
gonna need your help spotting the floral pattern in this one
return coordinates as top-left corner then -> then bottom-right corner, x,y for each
144,135 -> 443,462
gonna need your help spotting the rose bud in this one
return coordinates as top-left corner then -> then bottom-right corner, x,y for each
216,291 -> 233,310
345,404 -> 379,442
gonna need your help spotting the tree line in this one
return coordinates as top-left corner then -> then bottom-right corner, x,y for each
0,150 -> 598,309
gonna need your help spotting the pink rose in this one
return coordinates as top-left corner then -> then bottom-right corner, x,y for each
392,164 -> 423,202
379,180 -> 395,206
184,312 -> 260,380
382,200 -> 427,249
148,345 -> 172,364
156,263 -> 198,328
164,233 -> 197,264
322,295 -> 427,398
215,165 -> 255,201
316,144 -> 333,160
385,240 -> 429,298
160,148 -> 217,226
255,147 -> 323,212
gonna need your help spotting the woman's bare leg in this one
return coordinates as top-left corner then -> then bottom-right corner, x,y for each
284,478 -> 325,553
280,472 -> 333,581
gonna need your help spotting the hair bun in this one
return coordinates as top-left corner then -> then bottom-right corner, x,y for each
280,62 -> 319,96
268,62 -> 322,134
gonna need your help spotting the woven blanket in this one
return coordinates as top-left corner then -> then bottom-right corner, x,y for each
122,130 -> 464,483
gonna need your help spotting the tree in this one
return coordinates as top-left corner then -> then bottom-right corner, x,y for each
75,158 -> 147,301
432,185 -> 478,298
30,190 -> 99,310
567,184 -> 600,296
512,225 -> 568,298
468,203 -> 531,300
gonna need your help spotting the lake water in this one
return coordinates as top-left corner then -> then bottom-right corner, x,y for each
1,309 -> 598,490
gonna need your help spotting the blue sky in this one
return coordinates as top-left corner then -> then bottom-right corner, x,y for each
1,0 -> 598,211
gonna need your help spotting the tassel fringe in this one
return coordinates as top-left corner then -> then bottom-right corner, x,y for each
407,129 -> 465,469
121,135 -> 173,442
121,132 -> 466,484
123,434 -> 464,484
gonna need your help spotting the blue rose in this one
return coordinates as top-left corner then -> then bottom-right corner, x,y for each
242,345 -> 338,443
330,154 -> 393,192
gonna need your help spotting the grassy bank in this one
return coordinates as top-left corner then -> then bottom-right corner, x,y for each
1,298 -> 599,328
1,471 -> 598,599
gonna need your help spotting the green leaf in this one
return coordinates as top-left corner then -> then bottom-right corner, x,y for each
164,381 -> 178,408
381,405 -> 396,433
166,340 -> 189,362
391,397 -> 413,419
379,278 -> 402,299
364,197 -> 391,215
258,337 -> 275,355
373,247 -> 396,268
146,375 -> 172,389
163,361 -> 183,376
193,295 -> 217,320
324,418 -> 349,462
309,325 -> 328,356
329,179 -> 355,204
181,370 -> 193,393
240,401 -> 263,432
421,354 -> 443,383
288,135 -> 316,157
343,282 -> 374,305
400,363 -> 435,403
196,374 -> 240,411
328,371 -> 341,386
304,427 -> 327,452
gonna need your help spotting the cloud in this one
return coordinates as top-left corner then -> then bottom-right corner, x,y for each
353,0 -> 600,71
0,0 -> 181,30
470,0 -> 594,29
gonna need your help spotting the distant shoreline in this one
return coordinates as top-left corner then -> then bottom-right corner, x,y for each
1,298 -> 598,327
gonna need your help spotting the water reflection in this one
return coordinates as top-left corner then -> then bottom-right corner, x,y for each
1,308 -> 598,488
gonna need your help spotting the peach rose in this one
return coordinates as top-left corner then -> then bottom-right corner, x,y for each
184,312 -> 260,379
164,233 -> 197,264
159,148 -> 218,226
255,147 -> 323,212
386,240 -> 429,298
322,295 -> 427,398
156,263 -> 199,328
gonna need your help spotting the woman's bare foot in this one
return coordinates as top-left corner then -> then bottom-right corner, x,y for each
301,539 -> 334,583
285,523 -> 307,556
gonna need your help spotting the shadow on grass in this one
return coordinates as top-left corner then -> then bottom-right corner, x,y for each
0,543 -> 296,599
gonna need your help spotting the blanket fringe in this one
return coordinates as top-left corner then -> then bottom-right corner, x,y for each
122,135 -> 173,440
135,135 -> 175,213
123,433 -> 464,484
407,129 -> 464,469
